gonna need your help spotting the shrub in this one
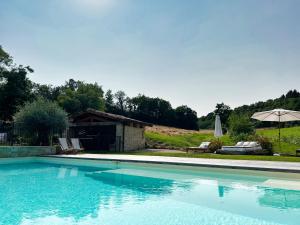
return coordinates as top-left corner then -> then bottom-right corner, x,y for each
208,139 -> 223,152
251,135 -> 273,150
248,134 -> 273,155
228,114 -> 254,140
230,133 -> 251,143
14,98 -> 68,146
281,135 -> 300,145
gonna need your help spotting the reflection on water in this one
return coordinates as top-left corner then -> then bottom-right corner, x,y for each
259,188 -> 300,209
218,185 -> 234,198
0,162 -> 300,225
86,171 -> 176,195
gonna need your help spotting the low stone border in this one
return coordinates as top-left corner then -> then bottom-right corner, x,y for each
0,146 -> 56,158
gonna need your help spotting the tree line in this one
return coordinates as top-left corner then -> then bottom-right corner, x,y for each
2,45 -> 299,132
0,46 -> 199,130
199,90 -> 300,130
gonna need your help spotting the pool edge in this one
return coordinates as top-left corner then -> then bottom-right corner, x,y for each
42,155 -> 300,174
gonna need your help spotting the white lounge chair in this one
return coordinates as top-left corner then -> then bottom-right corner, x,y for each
187,142 -> 211,152
217,141 -> 263,155
0,133 -> 7,142
58,138 -> 73,153
71,138 -> 84,152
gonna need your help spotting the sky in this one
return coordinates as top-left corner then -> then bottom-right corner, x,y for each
1,0 -> 300,116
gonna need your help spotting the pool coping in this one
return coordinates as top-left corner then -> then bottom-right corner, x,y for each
44,154 -> 300,173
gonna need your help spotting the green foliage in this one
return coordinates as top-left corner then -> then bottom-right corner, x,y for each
104,89 -> 115,112
208,139 -> 223,152
14,98 -> 67,146
251,135 -> 273,151
146,125 -> 300,155
175,105 -> 199,130
257,126 -> 300,155
33,84 -> 62,101
198,116 -> 214,129
0,45 -> 12,69
114,90 -> 129,115
199,89 -> 300,129
105,92 -> 199,130
228,114 -> 255,140
198,103 -> 232,131
214,103 -> 232,129
2,44 -> 300,145
0,46 -> 34,121
281,135 -> 300,145
145,131 -> 233,149
128,95 -> 176,126
57,79 -> 105,114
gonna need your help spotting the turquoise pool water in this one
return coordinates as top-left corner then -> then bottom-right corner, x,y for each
1,158 -> 300,225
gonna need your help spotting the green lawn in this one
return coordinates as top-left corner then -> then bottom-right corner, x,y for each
127,151 -> 300,162
145,126 -> 300,155
146,132 -> 233,147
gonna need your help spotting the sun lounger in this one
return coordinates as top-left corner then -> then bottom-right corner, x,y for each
217,141 -> 264,155
58,138 -> 74,154
187,142 -> 211,153
71,138 -> 84,152
0,133 -> 7,142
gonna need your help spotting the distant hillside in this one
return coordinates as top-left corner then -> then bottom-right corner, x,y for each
199,89 -> 300,129
145,125 -> 300,155
145,125 -> 231,150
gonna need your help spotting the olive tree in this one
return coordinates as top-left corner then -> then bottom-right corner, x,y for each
14,98 -> 68,146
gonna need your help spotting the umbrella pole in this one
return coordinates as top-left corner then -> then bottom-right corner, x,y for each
278,117 -> 281,152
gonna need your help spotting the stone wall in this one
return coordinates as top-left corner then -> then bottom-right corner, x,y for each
0,146 -> 56,158
124,126 -> 145,151
115,123 -> 124,151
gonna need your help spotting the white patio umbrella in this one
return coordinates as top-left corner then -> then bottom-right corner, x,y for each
214,114 -> 223,138
251,109 -> 300,149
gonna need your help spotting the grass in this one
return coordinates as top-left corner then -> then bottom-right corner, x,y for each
257,126 -> 300,155
145,126 -> 300,156
145,132 -> 233,147
126,151 -> 300,162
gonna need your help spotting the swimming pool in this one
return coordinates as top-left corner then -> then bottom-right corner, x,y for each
1,157 -> 300,225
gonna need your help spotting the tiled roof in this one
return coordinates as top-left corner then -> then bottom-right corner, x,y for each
71,108 -> 152,126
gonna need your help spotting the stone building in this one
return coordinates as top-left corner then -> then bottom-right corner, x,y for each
69,109 -> 152,152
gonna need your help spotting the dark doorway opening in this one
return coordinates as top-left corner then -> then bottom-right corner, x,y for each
71,125 -> 116,151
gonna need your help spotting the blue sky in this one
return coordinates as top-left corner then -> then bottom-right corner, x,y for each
1,0 -> 300,116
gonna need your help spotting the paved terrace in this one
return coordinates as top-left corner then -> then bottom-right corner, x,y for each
49,154 -> 300,173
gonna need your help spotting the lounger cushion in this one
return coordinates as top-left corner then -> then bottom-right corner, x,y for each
199,142 -> 210,148
235,142 -> 244,147
249,142 -> 258,147
243,142 -> 250,147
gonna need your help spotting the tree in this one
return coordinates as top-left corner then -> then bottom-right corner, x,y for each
14,98 -> 68,146
0,46 -> 34,121
198,113 -> 214,129
198,103 -> 232,130
33,84 -> 62,101
57,79 -> 105,115
214,103 -> 232,128
128,95 -> 176,126
104,89 -> 116,113
0,45 -> 13,70
175,105 -> 198,130
199,89 -> 300,129
114,90 -> 129,115
286,89 -> 300,99
228,113 -> 254,140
